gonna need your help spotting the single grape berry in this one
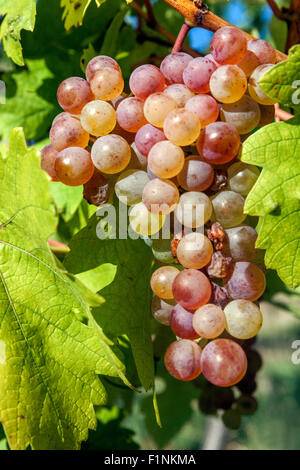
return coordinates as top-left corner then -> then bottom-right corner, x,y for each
164,339 -> 202,381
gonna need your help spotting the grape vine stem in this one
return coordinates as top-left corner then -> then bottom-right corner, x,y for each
172,23 -> 191,53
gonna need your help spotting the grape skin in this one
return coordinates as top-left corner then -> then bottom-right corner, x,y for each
177,156 -> 214,192
164,339 -> 202,381
142,178 -> 179,215
90,68 -> 124,101
115,169 -> 150,206
55,147 -> 94,186
227,161 -> 260,195
170,304 -> 199,340
176,232 -> 213,269
247,39 -> 276,65
224,299 -> 263,339
41,145 -> 59,180
210,27 -> 247,65
129,64 -> 166,100
163,84 -> 195,108
129,202 -> 165,236
135,124 -> 166,157
200,338 -> 247,387
144,93 -> 177,128
148,141 -> 184,179
183,57 -> 217,94
248,64 -> 276,105
237,50 -> 261,78
220,95 -> 261,135
116,97 -> 147,133
210,65 -> 247,104
211,190 -> 246,228
91,134 -> 131,174
152,296 -> 176,326
80,100 -> 116,137
225,261 -> 266,301
150,266 -> 180,300
163,108 -> 201,147
197,122 -> 241,165
224,225 -> 258,261
57,77 -> 93,114
50,116 -> 90,152
86,55 -> 120,82
185,95 -> 219,128
172,269 -> 212,311
175,191 -> 212,228
83,170 -> 110,206
160,52 -> 193,84
192,304 -> 226,339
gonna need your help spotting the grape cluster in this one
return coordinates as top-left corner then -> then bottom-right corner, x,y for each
41,26 -> 277,389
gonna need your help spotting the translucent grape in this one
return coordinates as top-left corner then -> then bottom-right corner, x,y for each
183,57 -> 217,93
224,225 -> 258,261
211,27 -> 247,65
248,64 -> 276,105
172,269 -> 212,311
142,178 -> 179,215
160,52 -> 193,84
164,339 -> 202,381
57,77 -> 93,114
185,95 -> 219,127
152,238 -> 175,264
225,261 -> 266,301
129,64 -> 166,100
211,190 -> 246,228
193,304 -> 226,339
163,109 -> 201,146
148,141 -> 184,179
227,161 -> 260,195
196,122 -> 240,165
220,95 -> 261,135
91,134 -> 131,174
247,39 -> 276,65
200,338 -> 247,387
86,55 -> 120,82
170,304 -> 199,339
150,266 -> 180,299
144,93 -> 177,128
175,192 -> 212,228
115,169 -> 150,206
50,116 -> 90,152
41,144 -> 59,180
258,104 -> 275,127
52,112 -> 79,126
80,100 -> 116,136
176,232 -> 213,269
55,147 -> 94,186
204,54 -> 220,68
210,65 -> 247,104
177,156 -> 214,192
237,50 -> 260,77
83,170 -> 110,206
90,67 -> 124,101
135,124 -> 165,157
129,202 -> 165,236
116,97 -> 147,133
163,84 -> 195,108
224,299 -> 263,339
152,296 -> 176,326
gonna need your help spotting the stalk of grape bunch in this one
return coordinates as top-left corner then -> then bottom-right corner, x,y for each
40,25 -> 281,393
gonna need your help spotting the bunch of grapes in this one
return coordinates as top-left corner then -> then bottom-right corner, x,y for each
41,26 -> 278,389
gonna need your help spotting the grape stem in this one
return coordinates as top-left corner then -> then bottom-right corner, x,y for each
274,104 -> 294,121
267,0 -> 286,20
144,0 -> 156,26
48,238 -> 70,255
172,23 -> 191,53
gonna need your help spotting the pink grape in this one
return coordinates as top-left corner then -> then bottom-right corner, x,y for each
160,52 -> 193,84
170,304 -> 199,339
210,65 -> 247,103
164,339 -> 202,381
172,269 -> 211,311
163,108 -> 201,146
148,140 -> 184,179
185,95 -> 219,127
193,304 -> 226,339
197,122 -> 240,165
142,178 -> 179,215
50,116 -> 90,152
85,55 -> 120,82
225,261 -> 266,301
91,134 -> 131,174
183,57 -> 217,93
200,338 -> 247,386
83,170 -> 110,206
176,232 -> 213,269
152,296 -> 176,326
224,225 -> 258,261
247,39 -> 276,65
57,77 -> 93,114
129,64 -> 166,100
177,156 -> 214,192
237,50 -> 260,77
151,266 -> 180,299
41,144 -> 59,180
52,112 -> 79,126
210,27 -> 247,65
135,124 -> 166,157
90,67 -> 124,101
116,97 -> 147,133
163,84 -> 195,107
55,147 -> 94,186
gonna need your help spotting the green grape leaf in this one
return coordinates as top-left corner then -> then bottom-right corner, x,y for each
64,214 -> 155,391
0,0 -> 36,66
50,182 -> 83,222
80,43 -> 97,74
241,117 -> 300,288
61,0 -> 104,30
100,7 -> 128,58
0,129 -> 128,450
259,45 -> 300,113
